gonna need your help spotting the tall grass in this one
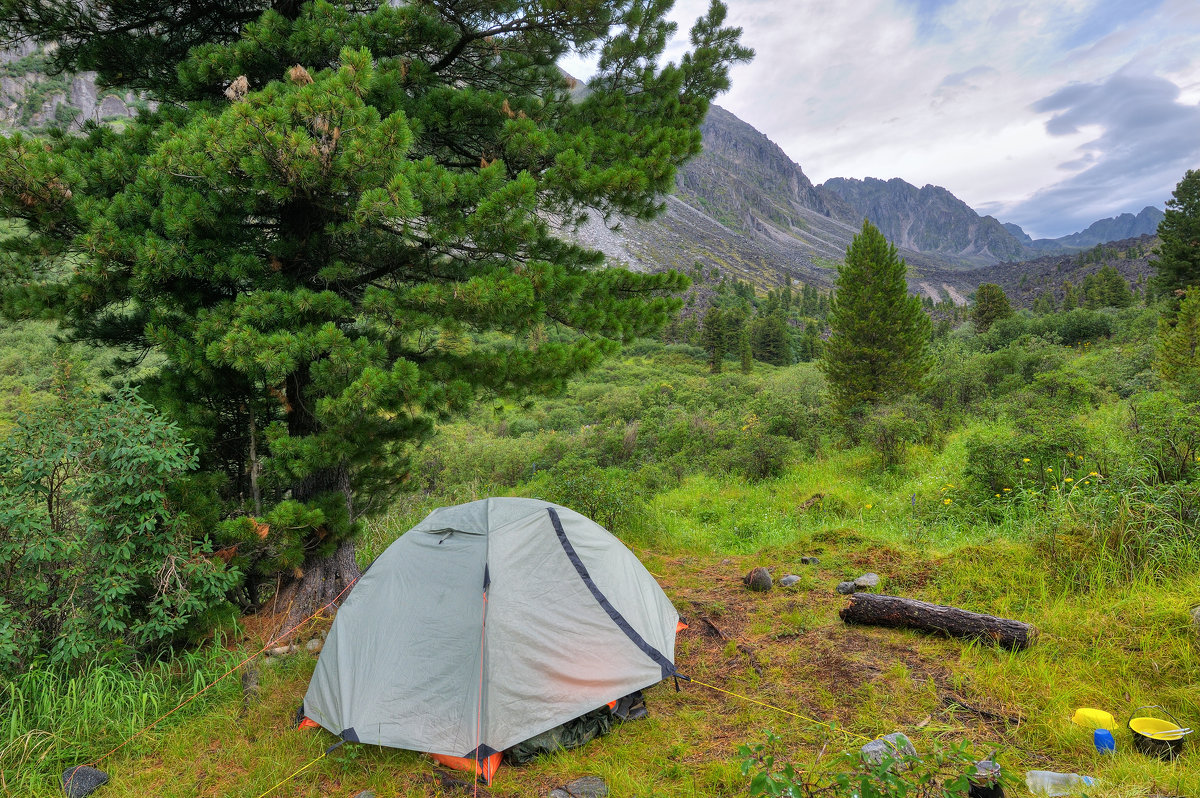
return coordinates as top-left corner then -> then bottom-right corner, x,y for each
1,645 -> 245,794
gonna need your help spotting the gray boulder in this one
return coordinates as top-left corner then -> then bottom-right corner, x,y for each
779,574 -> 800,587
854,572 -> 880,590
744,567 -> 772,592
836,581 -> 856,595
801,556 -> 820,565
860,732 -> 917,768
549,776 -> 609,798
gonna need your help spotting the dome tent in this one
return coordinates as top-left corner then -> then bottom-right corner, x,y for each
301,497 -> 680,782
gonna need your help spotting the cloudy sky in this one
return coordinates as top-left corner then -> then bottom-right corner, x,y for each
567,0 -> 1200,239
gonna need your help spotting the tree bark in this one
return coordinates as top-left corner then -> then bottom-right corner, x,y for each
839,593 -> 1037,651
270,536 -> 361,638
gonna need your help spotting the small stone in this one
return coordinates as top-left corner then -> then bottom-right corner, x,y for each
744,567 -> 772,592
779,574 -> 800,587
550,776 -> 609,798
306,638 -> 323,654
1190,606 -> 1200,636
801,556 -> 820,565
351,792 -> 377,798
854,572 -> 880,589
836,581 -> 857,595
860,732 -> 917,768
721,558 -> 732,565
62,766 -> 109,798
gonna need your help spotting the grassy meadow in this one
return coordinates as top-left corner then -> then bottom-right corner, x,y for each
3,307 -> 1200,797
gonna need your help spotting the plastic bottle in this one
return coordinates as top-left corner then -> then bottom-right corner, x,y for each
1025,770 -> 1095,796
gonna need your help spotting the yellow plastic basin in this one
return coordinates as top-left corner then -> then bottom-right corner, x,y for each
1130,717 -> 1189,740
1071,708 -> 1115,730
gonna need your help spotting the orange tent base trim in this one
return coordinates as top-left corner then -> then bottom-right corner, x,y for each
428,751 -> 503,784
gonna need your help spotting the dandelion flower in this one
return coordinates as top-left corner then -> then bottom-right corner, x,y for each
995,493 -> 1001,498
1082,481 -> 1090,485
864,504 -> 872,509
1089,472 -> 1098,477
1022,458 -> 1031,463
943,498 -> 952,505
1046,467 -> 1053,472
1064,477 -> 1074,482
1052,485 -> 1058,490
1003,488 -> 1012,492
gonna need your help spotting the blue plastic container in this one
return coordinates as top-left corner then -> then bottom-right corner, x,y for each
1094,728 -> 1115,753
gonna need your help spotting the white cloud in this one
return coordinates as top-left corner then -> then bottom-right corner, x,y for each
596,0 -> 1200,238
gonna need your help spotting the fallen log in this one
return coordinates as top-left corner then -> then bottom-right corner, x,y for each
839,593 -> 1037,650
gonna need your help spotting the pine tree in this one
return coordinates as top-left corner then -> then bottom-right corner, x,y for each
0,0 -> 751,623
1096,265 -> 1133,308
971,283 -> 1012,333
739,328 -> 753,374
820,221 -> 931,417
1157,286 -> 1200,399
701,305 -> 727,374
1062,281 -> 1079,311
1153,169 -> 1200,299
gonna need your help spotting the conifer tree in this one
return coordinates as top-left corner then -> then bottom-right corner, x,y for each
739,328 -> 753,374
1153,169 -> 1200,299
1157,286 -> 1200,399
820,221 -> 930,418
0,0 -> 751,623
1062,281 -> 1079,310
971,283 -> 1012,333
701,305 -> 727,373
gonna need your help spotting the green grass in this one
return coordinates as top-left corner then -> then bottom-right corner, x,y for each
5,326 -> 1200,796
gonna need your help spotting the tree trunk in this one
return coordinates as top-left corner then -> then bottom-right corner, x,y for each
839,593 -> 1037,651
270,536 -> 361,639
268,365 -> 363,636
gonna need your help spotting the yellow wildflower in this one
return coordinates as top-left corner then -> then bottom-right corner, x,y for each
1022,458 -> 1031,463
1003,488 -> 1012,492
1064,477 -> 1074,482
943,498 -> 952,505
864,504 -> 872,509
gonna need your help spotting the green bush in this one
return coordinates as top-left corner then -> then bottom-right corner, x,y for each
1130,391 -> 1200,484
0,386 -> 236,673
533,455 -> 647,533
740,731 -> 993,798
864,400 -> 926,468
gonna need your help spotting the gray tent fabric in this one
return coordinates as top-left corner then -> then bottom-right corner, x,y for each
303,497 -> 679,759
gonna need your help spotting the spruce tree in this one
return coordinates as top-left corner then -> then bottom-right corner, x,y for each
1153,169 -> 1200,298
820,220 -> 930,417
0,0 -> 751,623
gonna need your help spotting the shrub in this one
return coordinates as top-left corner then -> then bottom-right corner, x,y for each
533,455 -> 646,532
1130,391 -> 1200,484
0,385 -> 236,673
740,731 -> 994,798
864,401 -> 925,468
